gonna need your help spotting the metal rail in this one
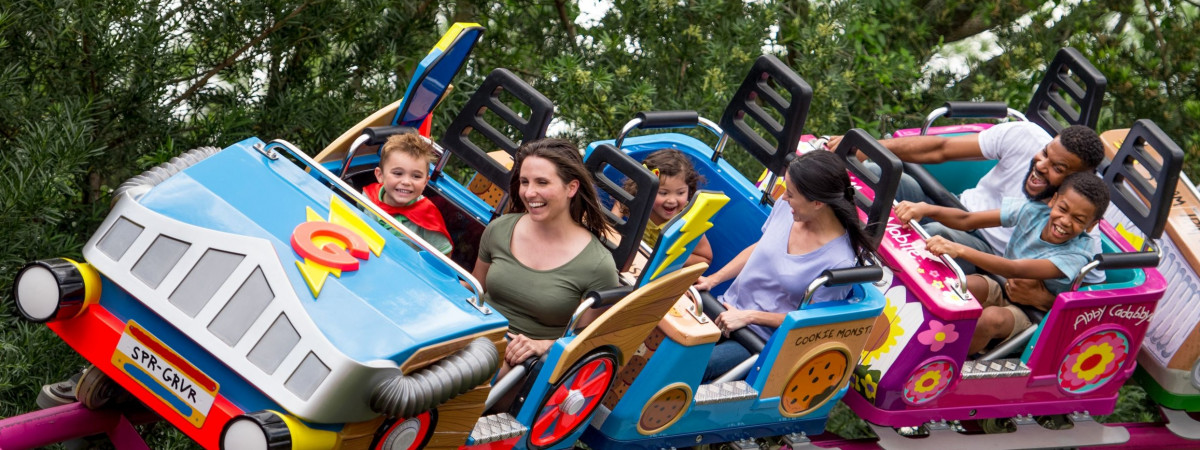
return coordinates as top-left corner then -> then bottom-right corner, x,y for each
262,139 -> 490,314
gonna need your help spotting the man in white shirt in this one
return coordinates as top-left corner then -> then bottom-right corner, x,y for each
829,122 -> 1106,302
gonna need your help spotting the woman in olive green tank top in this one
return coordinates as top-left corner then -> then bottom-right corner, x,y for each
472,139 -> 619,372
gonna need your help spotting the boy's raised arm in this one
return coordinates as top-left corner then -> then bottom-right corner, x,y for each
924,236 -> 1064,280
895,201 -> 1001,231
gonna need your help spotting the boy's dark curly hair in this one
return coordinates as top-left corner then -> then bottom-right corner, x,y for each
1060,171 -> 1110,221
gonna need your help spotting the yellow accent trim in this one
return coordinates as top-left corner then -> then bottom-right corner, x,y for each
435,22 -> 484,51
328,195 -> 385,257
296,260 -> 332,298
305,206 -> 322,223
269,410 -> 341,450
650,192 -> 730,280
64,258 -> 101,314
1115,223 -> 1145,250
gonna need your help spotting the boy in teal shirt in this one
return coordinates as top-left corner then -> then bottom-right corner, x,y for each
895,171 -> 1110,354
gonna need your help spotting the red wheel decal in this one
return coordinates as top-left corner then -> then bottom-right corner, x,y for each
529,356 -> 615,448
375,411 -> 432,450
578,372 -> 609,397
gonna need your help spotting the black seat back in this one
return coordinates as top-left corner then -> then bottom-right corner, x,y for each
1025,47 -> 1107,136
585,144 -> 658,272
718,54 -> 812,178
832,129 -> 904,251
438,68 -> 555,212
1102,119 -> 1184,242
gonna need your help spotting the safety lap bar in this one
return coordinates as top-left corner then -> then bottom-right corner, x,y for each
263,140 -> 490,313
919,101 -> 1027,136
562,286 -> 636,339
614,110 -> 724,149
800,266 -> 884,309
1072,249 -> 1161,292
584,286 -> 638,309
699,290 -> 765,354
339,126 -> 422,179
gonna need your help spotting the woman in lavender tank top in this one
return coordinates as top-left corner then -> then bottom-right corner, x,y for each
694,151 -> 876,382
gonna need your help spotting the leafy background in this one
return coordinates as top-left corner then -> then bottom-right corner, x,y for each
0,0 -> 1193,447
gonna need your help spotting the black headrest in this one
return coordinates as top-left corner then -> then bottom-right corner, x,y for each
1102,119 -> 1184,241
1025,47 -> 1107,136
718,55 -> 812,177
585,143 -> 658,272
833,129 -> 903,250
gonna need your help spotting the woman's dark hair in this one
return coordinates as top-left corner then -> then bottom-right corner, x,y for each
786,151 -> 875,264
508,138 -> 614,239
619,148 -> 706,215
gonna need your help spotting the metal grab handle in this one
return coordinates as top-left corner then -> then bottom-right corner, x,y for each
339,134 -> 371,179
800,266 -> 884,309
919,102 -> 1027,136
338,130 -> 445,180
562,297 -> 596,338
1071,246 -> 1161,291
264,139 -> 489,313
614,112 -> 723,149
903,210 -> 971,300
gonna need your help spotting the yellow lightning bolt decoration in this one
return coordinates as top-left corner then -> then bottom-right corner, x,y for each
649,192 -> 730,281
327,195 -> 385,256
295,197 -> 385,298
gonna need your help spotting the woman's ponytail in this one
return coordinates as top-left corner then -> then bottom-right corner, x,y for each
787,152 -> 877,265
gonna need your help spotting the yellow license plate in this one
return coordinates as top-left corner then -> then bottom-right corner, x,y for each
111,321 -> 219,427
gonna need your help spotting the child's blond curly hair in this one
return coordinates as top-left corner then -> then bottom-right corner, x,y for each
380,133 -> 435,166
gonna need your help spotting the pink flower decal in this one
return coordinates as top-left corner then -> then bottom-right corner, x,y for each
917,320 -> 959,352
1058,330 -> 1129,394
903,359 -> 955,404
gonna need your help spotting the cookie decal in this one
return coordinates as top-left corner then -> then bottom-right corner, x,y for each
637,383 -> 692,435
780,348 -> 849,416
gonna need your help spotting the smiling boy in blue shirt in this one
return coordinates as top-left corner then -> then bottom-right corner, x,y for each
895,171 -> 1110,354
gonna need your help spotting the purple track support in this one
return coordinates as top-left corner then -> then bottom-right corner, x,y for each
0,402 -> 157,449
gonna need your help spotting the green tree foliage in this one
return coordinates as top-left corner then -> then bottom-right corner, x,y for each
0,0 -> 1195,445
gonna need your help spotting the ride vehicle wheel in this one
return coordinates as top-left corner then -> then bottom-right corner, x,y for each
528,352 -> 617,449
372,410 -> 436,450
76,364 -> 130,410
1035,414 -> 1073,430
978,417 -> 1015,434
